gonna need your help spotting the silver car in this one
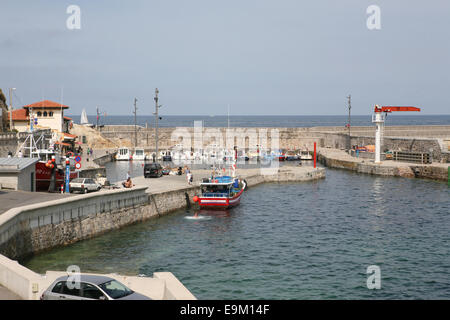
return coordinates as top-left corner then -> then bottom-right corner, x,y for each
69,178 -> 101,194
41,275 -> 151,300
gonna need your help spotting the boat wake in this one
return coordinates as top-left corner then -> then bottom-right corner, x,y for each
184,215 -> 212,221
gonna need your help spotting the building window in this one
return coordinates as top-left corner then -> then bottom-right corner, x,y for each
43,111 -> 48,117
37,111 -> 42,117
49,111 -> 53,117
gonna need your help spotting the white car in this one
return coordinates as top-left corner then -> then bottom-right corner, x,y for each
41,275 -> 151,300
69,178 -> 101,194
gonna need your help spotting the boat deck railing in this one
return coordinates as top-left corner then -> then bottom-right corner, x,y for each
202,192 -> 229,198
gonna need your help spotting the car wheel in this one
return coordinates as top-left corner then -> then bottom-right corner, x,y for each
83,188 -> 88,194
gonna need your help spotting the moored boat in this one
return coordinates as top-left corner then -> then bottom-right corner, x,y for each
193,175 -> 246,209
116,147 -> 131,161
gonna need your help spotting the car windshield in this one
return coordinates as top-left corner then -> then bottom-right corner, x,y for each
71,178 -> 84,183
98,280 -> 133,299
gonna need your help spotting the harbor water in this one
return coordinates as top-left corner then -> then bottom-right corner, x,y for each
22,169 -> 450,299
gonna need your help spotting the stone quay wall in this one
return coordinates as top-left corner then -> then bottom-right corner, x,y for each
318,153 -> 448,181
0,185 -> 207,260
98,125 -> 450,162
0,166 -> 325,260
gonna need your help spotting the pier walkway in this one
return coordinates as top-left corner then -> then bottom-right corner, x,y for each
0,190 -> 73,215
133,164 -> 324,194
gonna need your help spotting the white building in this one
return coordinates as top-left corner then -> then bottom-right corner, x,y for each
9,100 -> 71,133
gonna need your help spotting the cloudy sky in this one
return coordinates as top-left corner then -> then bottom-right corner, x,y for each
1,0 -> 449,115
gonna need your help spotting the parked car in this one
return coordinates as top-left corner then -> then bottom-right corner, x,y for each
144,163 -> 163,178
41,275 -> 151,300
69,178 -> 101,193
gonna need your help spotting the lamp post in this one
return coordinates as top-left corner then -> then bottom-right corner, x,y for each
153,88 -> 162,162
9,88 -> 16,131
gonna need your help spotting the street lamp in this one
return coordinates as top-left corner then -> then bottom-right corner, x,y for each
9,88 -> 16,131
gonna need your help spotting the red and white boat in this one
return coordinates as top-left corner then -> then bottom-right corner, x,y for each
34,150 -> 78,191
16,125 -> 78,191
193,175 -> 246,209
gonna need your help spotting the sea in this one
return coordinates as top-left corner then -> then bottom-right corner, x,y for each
66,115 -> 450,128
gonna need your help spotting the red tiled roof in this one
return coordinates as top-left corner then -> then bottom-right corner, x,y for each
8,109 -> 29,121
23,100 -> 69,109
63,133 -> 77,138
64,116 -> 72,121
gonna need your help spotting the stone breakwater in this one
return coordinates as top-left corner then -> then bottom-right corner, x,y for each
0,166 -> 324,260
318,149 -> 449,182
97,125 -> 450,163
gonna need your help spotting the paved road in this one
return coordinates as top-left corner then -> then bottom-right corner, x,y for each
0,190 -> 73,215
0,285 -> 22,300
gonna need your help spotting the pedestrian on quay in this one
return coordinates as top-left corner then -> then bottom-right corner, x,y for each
122,177 -> 134,188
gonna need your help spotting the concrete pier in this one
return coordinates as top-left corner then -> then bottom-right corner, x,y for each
318,148 -> 449,181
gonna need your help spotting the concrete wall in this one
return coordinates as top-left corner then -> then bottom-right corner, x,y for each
78,167 -> 107,179
93,152 -> 116,166
0,172 -> 18,190
0,254 -> 196,300
318,152 -> 449,181
0,187 -> 150,260
98,125 -> 450,162
0,185 -> 202,300
0,132 -> 18,157
17,165 -> 36,192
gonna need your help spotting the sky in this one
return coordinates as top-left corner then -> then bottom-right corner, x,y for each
0,0 -> 449,116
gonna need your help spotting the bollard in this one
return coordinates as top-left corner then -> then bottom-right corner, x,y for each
60,184 -> 64,194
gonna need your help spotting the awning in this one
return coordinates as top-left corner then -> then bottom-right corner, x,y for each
54,141 -> 71,147
63,133 -> 77,140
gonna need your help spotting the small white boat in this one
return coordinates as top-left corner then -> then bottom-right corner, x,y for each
300,150 -> 313,160
80,108 -> 93,127
116,147 -> 131,161
132,148 -> 146,161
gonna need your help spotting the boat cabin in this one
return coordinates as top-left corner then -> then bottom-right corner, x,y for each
200,176 -> 240,198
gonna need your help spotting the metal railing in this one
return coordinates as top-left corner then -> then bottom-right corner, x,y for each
393,151 -> 432,164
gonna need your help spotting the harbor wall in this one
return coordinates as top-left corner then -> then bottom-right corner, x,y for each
78,167 -> 107,179
0,167 -> 324,299
93,152 -> 116,166
0,167 -> 324,261
0,186 -> 202,261
98,125 -> 450,162
0,132 -> 18,157
318,153 -> 448,181
0,254 -> 196,300
0,130 -> 52,158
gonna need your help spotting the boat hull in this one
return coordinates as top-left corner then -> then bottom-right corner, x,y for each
197,183 -> 245,209
35,162 -> 78,191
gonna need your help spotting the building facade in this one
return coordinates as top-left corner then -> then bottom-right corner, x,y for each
9,100 -> 71,133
